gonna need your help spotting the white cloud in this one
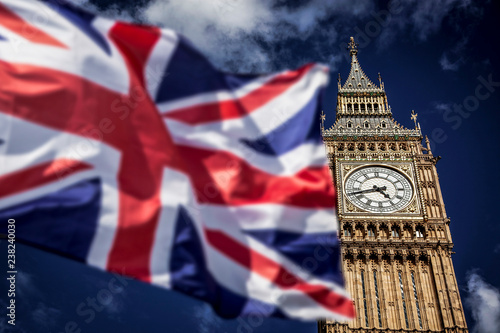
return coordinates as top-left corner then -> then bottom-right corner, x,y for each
102,295 -> 124,315
433,102 -> 453,114
69,0 -> 482,73
69,0 -> 136,21
466,272 -> 500,333
193,304 -> 222,333
409,0 -> 465,40
69,0 -> 375,72
13,270 -> 62,330
440,54 -> 461,71
439,28 -> 471,71
139,0 -> 374,72
378,0 -> 480,49
16,271 -> 36,298
32,302 -> 62,328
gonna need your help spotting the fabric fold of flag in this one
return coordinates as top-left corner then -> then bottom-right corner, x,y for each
0,0 -> 354,322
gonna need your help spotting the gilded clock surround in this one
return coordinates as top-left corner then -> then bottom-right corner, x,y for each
318,38 -> 468,333
341,163 -> 417,215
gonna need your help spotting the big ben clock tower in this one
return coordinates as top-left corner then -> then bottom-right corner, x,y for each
319,38 -> 468,333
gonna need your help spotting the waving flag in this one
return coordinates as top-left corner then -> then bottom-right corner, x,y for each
0,0 -> 354,321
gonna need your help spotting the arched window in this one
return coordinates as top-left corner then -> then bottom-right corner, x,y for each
374,271 -> 382,327
355,225 -> 364,237
380,225 -> 389,238
411,272 -> 423,329
399,271 -> 410,329
361,270 -> 369,327
403,225 -> 412,238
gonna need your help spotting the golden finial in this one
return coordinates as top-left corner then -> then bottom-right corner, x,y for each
347,37 -> 358,56
320,110 -> 326,131
411,110 -> 418,128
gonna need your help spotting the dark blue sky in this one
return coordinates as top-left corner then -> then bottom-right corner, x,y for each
2,0 -> 500,332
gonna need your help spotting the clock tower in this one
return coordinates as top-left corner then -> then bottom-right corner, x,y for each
319,38 -> 468,333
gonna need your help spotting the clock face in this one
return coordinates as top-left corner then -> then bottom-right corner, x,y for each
344,166 -> 413,213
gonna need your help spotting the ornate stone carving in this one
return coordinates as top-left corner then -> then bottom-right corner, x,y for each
400,199 -> 418,213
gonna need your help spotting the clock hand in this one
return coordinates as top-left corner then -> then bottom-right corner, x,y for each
348,185 -> 379,195
375,187 -> 390,199
349,189 -> 376,195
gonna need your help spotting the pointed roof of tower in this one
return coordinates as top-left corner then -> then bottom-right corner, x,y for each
322,37 -> 422,138
340,37 -> 384,92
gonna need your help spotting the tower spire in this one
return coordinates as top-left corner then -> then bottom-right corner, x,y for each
333,37 -> 393,120
325,37 -> 420,138
347,36 -> 358,56
340,37 -> 381,92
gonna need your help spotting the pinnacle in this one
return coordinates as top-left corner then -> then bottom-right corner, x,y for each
340,37 -> 383,92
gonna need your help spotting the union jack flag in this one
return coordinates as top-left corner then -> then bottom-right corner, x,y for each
0,0 -> 354,321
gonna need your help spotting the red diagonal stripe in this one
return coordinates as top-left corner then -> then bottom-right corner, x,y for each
0,3 -> 67,49
163,64 -> 314,125
0,60 -> 126,150
109,22 -> 160,88
205,228 -> 355,318
0,159 -> 92,199
179,145 -> 335,208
